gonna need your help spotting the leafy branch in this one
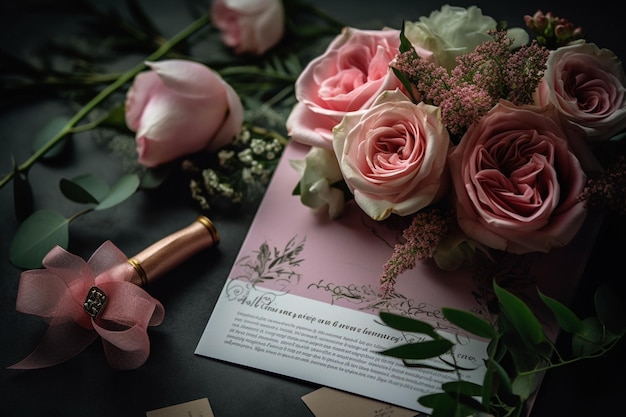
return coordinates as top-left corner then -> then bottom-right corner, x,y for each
378,281 -> 626,417
9,173 -> 140,269
0,12 -> 211,190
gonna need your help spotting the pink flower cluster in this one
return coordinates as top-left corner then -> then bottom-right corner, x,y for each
380,209 -> 453,297
392,30 -> 550,137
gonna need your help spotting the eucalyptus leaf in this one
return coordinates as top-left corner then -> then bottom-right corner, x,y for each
572,317 -> 604,356
140,165 -> 172,190
95,173 -> 140,210
33,116 -> 71,160
486,357 -> 513,397
494,281 -> 546,346
538,290 -> 583,334
418,392 -> 477,417
594,284 -> 626,334
60,174 -> 110,204
442,380 -> 483,397
438,355 -> 481,371
401,361 -> 456,372
378,339 -> 453,360
379,311 -> 439,338
442,307 -> 497,339
418,392 -> 458,416
446,393 -> 485,413
9,209 -> 70,269
511,372 -> 539,400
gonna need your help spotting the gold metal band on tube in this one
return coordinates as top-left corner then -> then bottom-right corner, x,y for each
127,258 -> 149,287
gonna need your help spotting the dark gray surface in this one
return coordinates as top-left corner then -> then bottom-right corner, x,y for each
1,1 -> 625,416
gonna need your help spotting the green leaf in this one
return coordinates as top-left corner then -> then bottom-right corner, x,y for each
391,67 -> 419,103
442,307 -> 497,339
292,180 -> 302,196
9,209 -> 70,269
379,311 -> 438,338
378,339 -> 453,359
398,21 -> 413,54
140,165 -> 172,190
572,317 -> 605,356
511,372 -> 539,400
419,392 -> 479,417
594,284 -> 626,334
60,174 -> 110,204
401,361 -> 456,372
486,357 -> 513,397
33,116 -> 71,160
442,380 -> 483,397
418,392 -> 458,416
441,381 -> 487,414
494,281 -> 547,346
538,290 -> 583,334
95,174 -> 140,210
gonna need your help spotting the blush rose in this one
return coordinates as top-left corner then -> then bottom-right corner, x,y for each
534,41 -> 626,141
125,59 -> 243,168
333,89 -> 450,221
286,27 -> 433,150
448,101 -> 588,254
211,0 -> 285,55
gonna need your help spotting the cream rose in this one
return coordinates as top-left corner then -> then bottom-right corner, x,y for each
290,146 -> 346,219
448,101 -> 588,254
286,27 -> 432,150
332,89 -> 450,221
404,5 -> 528,71
534,42 -> 626,141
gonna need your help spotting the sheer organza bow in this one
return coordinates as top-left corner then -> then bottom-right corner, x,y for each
9,241 -> 165,370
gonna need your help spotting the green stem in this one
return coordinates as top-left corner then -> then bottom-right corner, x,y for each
0,13 -> 210,189
68,207 -> 95,223
517,341 -> 619,376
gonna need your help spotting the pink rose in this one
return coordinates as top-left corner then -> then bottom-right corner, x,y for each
535,42 -> 626,141
333,89 -> 450,221
211,0 -> 285,55
287,27 -> 432,150
125,59 -> 243,168
448,101 -> 588,254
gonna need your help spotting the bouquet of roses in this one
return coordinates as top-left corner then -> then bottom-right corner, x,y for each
286,5 -> 626,295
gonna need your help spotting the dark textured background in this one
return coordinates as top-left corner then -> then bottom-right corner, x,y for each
1,1 -> 625,416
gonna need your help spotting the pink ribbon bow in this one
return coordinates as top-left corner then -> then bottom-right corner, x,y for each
9,241 -> 165,370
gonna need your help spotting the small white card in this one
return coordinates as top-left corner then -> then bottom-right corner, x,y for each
302,387 -> 422,417
146,398 -> 214,417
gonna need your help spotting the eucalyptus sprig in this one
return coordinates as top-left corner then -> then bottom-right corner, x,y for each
379,281 -> 625,417
3,1 -> 346,270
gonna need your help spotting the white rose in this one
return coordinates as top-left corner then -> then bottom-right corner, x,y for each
290,146 -> 345,219
404,5 -> 529,70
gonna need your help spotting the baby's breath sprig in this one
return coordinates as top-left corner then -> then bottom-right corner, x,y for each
184,125 -> 287,212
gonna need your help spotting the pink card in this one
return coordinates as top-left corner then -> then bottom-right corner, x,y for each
196,141 -> 597,412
